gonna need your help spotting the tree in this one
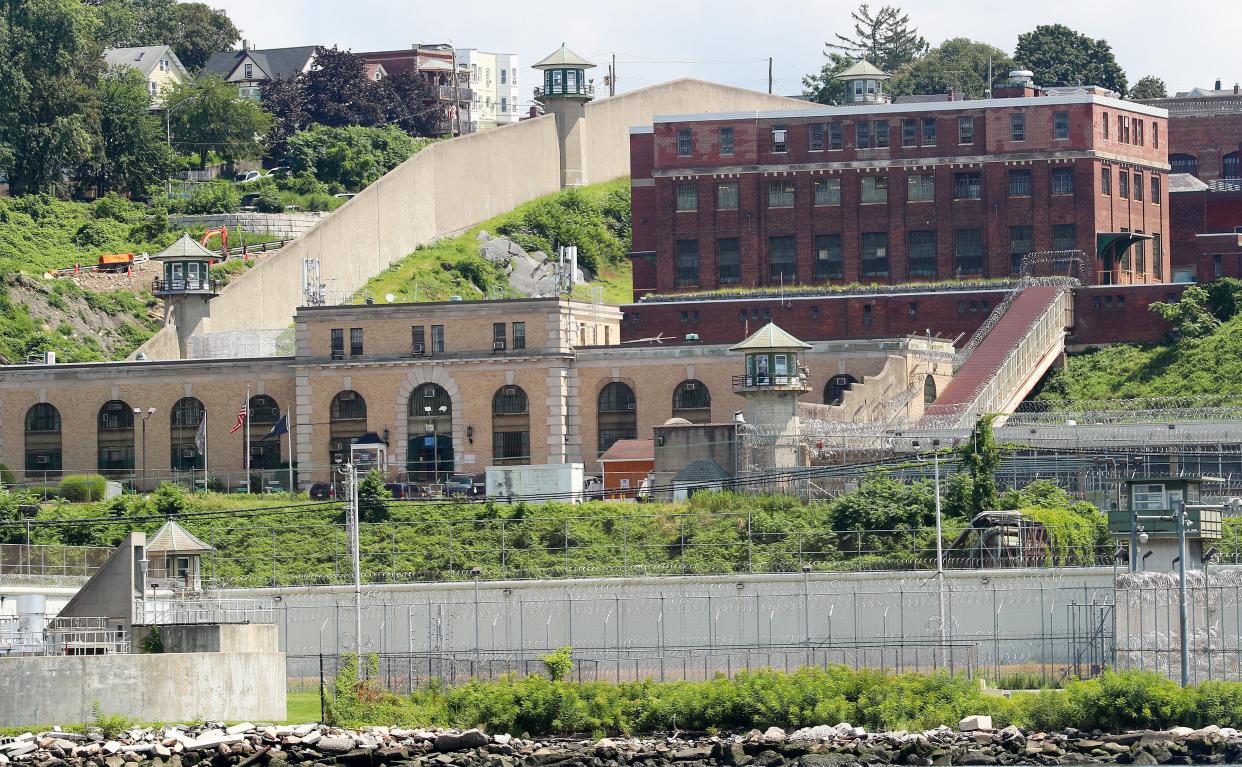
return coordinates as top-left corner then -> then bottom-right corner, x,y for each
86,67 -> 175,196
0,0 -> 102,195
1013,24 -> 1127,96
259,76 -> 308,161
165,74 -> 271,168
959,415 -> 1000,516
285,124 -> 430,191
355,468 -> 391,524
1129,75 -> 1168,100
381,70 -> 440,136
1149,284 -> 1222,340
826,3 -> 927,74
802,53 -> 855,105
300,47 -> 385,128
165,2 -> 239,71
889,38 -> 1014,101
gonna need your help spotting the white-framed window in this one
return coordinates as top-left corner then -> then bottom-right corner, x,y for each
244,63 -> 253,79
620,478 -> 630,489
149,81 -> 158,96
500,97 -> 508,112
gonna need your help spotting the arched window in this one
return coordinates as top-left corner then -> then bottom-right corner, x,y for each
1170,154 -> 1198,176
492,385 -> 530,466
170,397 -> 205,472
25,403 -> 62,476
1225,152 -> 1240,180
672,380 -> 711,423
329,391 -> 367,466
97,400 -> 134,477
248,394 -> 282,470
597,382 -> 636,454
823,374 -> 858,406
923,375 -> 938,407
406,384 -> 453,482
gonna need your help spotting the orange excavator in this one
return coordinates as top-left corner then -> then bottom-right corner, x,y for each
200,228 -> 228,263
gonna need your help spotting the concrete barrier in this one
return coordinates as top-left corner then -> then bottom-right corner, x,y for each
0,651 -> 286,726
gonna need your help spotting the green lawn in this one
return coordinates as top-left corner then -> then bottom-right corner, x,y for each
286,691 -> 322,724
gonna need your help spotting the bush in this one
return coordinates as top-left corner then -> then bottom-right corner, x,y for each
253,190 -> 284,213
59,474 -> 107,502
186,183 -> 240,214
71,220 -> 115,248
0,463 -> 14,487
151,483 -> 188,516
542,647 -> 573,681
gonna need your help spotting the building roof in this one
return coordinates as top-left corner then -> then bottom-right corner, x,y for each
153,234 -> 219,261
835,59 -> 890,81
534,44 -> 594,70
103,45 -> 185,78
730,322 -> 812,352
147,520 -> 213,554
1169,173 -> 1210,193
893,93 -> 950,104
673,459 -> 730,484
203,45 -> 318,82
599,438 -> 654,463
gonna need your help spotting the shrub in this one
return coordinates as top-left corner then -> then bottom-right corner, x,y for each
542,647 -> 573,681
253,190 -> 284,213
90,702 -> 137,738
151,482 -> 188,516
72,220 -> 115,248
0,463 -> 14,487
59,474 -> 107,502
186,183 -> 240,214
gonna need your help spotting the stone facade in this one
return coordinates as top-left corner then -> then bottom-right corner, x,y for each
0,298 -> 951,488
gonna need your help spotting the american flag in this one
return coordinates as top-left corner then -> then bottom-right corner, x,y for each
229,403 -> 247,434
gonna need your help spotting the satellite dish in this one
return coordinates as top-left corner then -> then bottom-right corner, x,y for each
385,293 -> 395,303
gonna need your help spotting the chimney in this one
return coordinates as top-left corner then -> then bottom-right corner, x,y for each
242,39 -> 248,51
1235,83 -> 1240,95
1216,78 -> 1222,90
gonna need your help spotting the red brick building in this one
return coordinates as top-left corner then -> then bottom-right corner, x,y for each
1143,84 -> 1242,182
1169,179 -> 1242,282
630,89 -> 1170,296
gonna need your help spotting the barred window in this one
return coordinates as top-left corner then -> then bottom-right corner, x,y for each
676,183 -> 698,211
1009,226 -> 1033,274
1054,111 -> 1069,140
1133,173 -> 1144,202
717,238 -> 740,284
1052,223 -> 1077,252
907,230 -> 937,278
1010,112 -> 1026,141
719,127 -> 734,155
716,182 -> 739,210
954,172 -> 982,199
874,120 -> 890,148
958,116 -> 974,144
1052,168 -> 1075,195
907,173 -> 934,202
674,239 -> 699,286
809,123 -> 824,151
768,235 -> 797,282
768,179 -> 795,207
922,117 -> 936,145
860,175 -> 888,204
856,120 -> 870,149
814,178 -> 841,205
902,118 -> 917,147
955,228 -> 984,276
828,122 -> 843,150
1008,169 -> 1032,197
1152,176 -> 1161,204
677,128 -> 692,156
1101,167 -> 1112,196
814,234 -> 843,280
861,232 -> 889,278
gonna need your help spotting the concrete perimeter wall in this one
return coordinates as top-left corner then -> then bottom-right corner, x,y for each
583,79 -> 807,183
137,80 -> 807,358
0,651 -> 286,727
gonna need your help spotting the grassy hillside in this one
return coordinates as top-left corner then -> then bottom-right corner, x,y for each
1038,283 -> 1242,401
358,179 -> 633,305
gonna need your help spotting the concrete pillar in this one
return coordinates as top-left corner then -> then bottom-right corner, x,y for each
546,101 -> 590,187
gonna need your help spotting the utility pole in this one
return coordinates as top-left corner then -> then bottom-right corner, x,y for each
768,57 -> 773,94
610,53 -> 616,97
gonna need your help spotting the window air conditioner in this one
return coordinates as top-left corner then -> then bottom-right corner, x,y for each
503,386 -> 518,397
685,382 -> 697,390
35,454 -> 49,464
835,376 -> 850,386
772,129 -> 787,143
412,343 -> 425,354
493,341 -> 507,351
626,402 -> 636,411
339,391 -> 355,400
182,448 -> 197,458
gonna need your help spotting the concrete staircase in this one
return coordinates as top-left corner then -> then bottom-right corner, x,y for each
924,284 -> 1073,427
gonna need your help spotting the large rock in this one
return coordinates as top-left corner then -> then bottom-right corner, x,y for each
434,730 -> 488,752
958,716 -> 993,733
761,728 -> 787,745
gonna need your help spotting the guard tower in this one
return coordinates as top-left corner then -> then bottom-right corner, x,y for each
731,323 -> 811,469
151,233 -> 220,357
1109,477 -> 1224,571
835,59 -> 891,104
533,43 -> 596,187
146,519 -> 213,591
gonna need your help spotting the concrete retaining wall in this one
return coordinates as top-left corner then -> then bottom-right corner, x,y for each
169,213 -> 327,240
0,651 -> 286,726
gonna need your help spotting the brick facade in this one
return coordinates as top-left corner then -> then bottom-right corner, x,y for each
1170,187 -> 1242,281
630,94 -> 1169,297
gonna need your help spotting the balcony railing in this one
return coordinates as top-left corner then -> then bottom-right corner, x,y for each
733,373 -> 809,390
152,277 -> 220,293
533,83 -> 595,99
437,86 -> 473,102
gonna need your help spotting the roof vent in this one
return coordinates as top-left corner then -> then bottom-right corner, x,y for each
1216,78 -> 1223,91
1008,70 -> 1035,85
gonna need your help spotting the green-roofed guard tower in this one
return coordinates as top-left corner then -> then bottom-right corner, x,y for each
151,234 -> 221,357
534,43 -> 596,187
731,323 -> 811,469
835,59 -> 892,104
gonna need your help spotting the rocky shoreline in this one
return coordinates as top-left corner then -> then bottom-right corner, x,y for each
3,720 -> 1242,767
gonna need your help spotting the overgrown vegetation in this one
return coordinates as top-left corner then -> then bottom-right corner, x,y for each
1,474 -> 1113,584
358,179 -> 632,305
324,664 -> 1242,735
1038,278 -> 1242,400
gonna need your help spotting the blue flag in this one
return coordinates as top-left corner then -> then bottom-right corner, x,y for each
264,414 -> 288,440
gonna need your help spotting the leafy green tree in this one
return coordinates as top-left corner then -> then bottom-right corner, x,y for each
300,47 -> 386,128
165,74 -> 271,168
1205,277 -> 1242,322
165,2 -> 239,71
959,415 -> 1000,516
380,70 -> 439,136
890,38 -> 1013,101
825,3 -> 927,74
802,54 -> 855,105
1128,75 -> 1167,100
1150,284 -> 1222,339
0,0 -> 101,195
259,76 -> 307,161
88,0 -> 238,71
285,124 -> 430,191
1013,24 -> 1127,95
356,468 -> 391,524
86,67 -> 175,196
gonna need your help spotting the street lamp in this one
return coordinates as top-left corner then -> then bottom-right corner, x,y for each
133,407 -> 156,490
914,437 -> 947,656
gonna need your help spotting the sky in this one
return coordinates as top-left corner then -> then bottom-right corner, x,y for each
209,0 -> 1241,106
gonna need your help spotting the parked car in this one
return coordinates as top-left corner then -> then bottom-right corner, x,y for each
309,482 -> 340,500
444,474 -> 484,497
235,170 -> 264,183
384,482 -> 421,499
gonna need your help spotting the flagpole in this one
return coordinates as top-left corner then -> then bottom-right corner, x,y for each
287,404 -> 295,494
245,385 -> 251,494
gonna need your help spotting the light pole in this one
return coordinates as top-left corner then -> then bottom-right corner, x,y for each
334,456 -> 362,677
1132,501 -> 1193,686
914,437 -> 947,654
133,407 -> 156,490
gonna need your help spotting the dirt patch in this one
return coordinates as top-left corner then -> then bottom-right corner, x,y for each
7,273 -> 161,360
66,258 -> 161,293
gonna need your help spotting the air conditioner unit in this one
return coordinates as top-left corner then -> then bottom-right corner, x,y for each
493,340 -> 507,351
684,382 -> 697,390
835,376 -> 850,386
181,448 -> 197,458
626,402 -> 636,411
503,386 -> 518,397
424,388 -> 436,398
339,391 -> 355,400
35,454 -> 49,464
412,343 -> 425,354
772,129 -> 787,143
